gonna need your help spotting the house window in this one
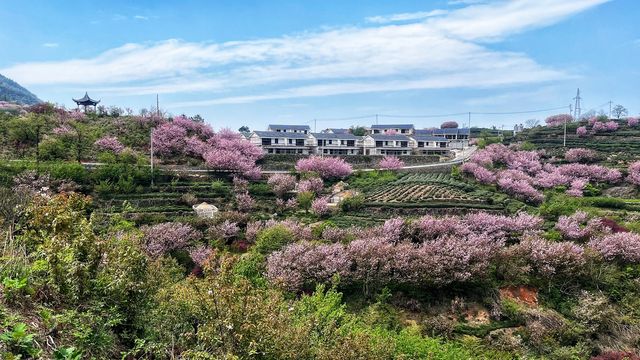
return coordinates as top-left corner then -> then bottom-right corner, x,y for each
262,138 -> 271,146
401,129 -> 407,133
400,141 -> 408,147
296,139 -> 304,146
375,141 -> 383,147
274,138 -> 279,144
341,140 -> 346,145
418,142 -> 424,148
288,139 -> 293,144
347,140 -> 355,147
439,142 -> 447,148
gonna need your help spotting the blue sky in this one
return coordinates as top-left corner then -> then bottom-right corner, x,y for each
1,0 -> 638,131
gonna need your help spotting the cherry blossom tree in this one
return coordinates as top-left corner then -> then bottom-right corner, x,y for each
297,177 -> 324,194
565,148 -> 596,163
310,197 -> 331,217
627,117 -> 639,127
576,126 -> 588,137
267,174 -> 297,197
378,156 -> 405,170
440,121 -> 459,129
295,156 -> 352,179
94,136 -> 125,154
141,222 -> 202,258
545,114 -> 573,127
627,161 -> 640,186
589,233 -> 640,263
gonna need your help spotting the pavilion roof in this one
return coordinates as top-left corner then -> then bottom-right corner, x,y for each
73,92 -> 100,105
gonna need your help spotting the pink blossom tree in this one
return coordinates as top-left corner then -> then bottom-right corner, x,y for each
440,121 -> 459,129
627,161 -> 640,186
94,136 -> 125,154
295,156 -> 353,179
565,148 -> 596,163
235,192 -> 255,212
141,222 -> 202,258
627,117 -> 639,127
310,197 -> 331,217
589,233 -> 640,263
545,114 -> 573,127
576,126 -> 588,137
297,177 -> 324,194
267,174 -> 297,198
152,123 -> 187,156
378,155 -> 405,171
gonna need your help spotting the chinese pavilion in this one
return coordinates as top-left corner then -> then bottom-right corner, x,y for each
73,92 -> 100,112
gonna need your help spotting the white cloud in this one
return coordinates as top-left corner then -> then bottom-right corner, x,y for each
2,0 -> 610,106
134,15 -> 149,20
42,43 -> 59,48
365,10 -> 447,24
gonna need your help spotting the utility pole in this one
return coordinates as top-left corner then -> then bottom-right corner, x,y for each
468,112 -> 471,129
608,101 -> 613,119
573,88 -> 582,120
156,94 -> 160,117
150,129 -> 154,187
569,104 -> 573,118
375,114 -> 379,125
564,104 -> 571,147
314,118 -> 317,133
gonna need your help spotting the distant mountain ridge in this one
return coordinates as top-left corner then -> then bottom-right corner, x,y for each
0,73 -> 41,105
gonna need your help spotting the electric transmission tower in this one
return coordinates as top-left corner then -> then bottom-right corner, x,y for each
573,88 -> 582,119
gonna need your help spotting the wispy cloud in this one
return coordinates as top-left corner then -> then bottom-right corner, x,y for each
42,43 -> 59,48
448,0 -> 487,5
134,15 -> 149,20
2,0 -> 610,106
365,10 -> 447,24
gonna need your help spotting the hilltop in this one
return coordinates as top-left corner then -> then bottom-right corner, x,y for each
0,73 -> 41,105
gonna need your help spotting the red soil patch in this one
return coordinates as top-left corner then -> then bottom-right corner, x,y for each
499,285 -> 538,307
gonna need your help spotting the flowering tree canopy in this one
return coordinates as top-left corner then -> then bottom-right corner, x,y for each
565,148 -> 596,163
378,156 -> 405,171
545,114 -> 573,127
440,121 -> 459,129
295,156 -> 352,179
94,136 -> 125,154
267,174 -> 297,197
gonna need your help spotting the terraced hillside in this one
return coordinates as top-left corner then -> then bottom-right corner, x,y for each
363,172 -> 515,211
510,119 -> 640,160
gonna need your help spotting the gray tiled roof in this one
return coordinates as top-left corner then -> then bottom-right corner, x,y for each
323,128 -> 350,134
411,135 -> 448,142
267,124 -> 311,131
252,131 -> 308,139
370,124 -> 414,129
369,134 -> 412,141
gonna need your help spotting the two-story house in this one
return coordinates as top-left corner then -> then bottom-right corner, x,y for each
415,128 -> 470,149
369,124 -> 415,135
249,131 -> 312,154
267,124 -> 311,134
309,133 -> 361,155
410,135 -> 450,155
362,134 -> 412,155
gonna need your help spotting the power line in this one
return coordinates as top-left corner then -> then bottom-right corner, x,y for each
472,105 -> 567,115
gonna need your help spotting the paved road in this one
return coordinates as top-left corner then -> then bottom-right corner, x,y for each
22,146 -> 477,175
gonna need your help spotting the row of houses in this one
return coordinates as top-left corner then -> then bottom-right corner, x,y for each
247,124 -> 470,156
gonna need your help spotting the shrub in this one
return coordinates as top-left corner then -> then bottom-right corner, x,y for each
297,191 -> 315,211
339,194 -> 365,212
254,225 -> 296,254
